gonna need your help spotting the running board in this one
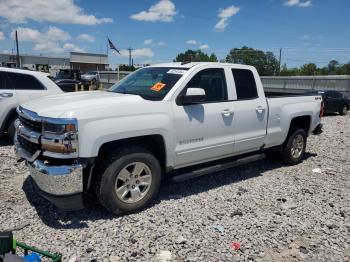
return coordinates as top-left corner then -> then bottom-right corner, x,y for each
172,153 -> 266,183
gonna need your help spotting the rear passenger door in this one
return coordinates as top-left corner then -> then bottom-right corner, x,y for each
6,72 -> 47,104
230,68 -> 268,153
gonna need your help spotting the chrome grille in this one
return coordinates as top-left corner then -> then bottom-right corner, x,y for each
19,115 -> 42,133
17,135 -> 40,154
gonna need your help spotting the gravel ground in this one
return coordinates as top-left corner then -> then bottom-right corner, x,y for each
0,114 -> 349,262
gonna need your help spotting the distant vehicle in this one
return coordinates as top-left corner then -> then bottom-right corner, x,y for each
306,90 -> 350,115
81,71 -> 99,85
55,69 -> 81,81
15,62 -> 323,214
0,67 -> 63,141
54,79 -> 81,92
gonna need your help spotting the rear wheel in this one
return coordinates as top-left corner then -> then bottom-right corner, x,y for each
280,128 -> 307,165
339,105 -> 348,115
94,147 -> 161,215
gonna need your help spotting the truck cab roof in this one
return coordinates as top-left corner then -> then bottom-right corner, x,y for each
148,62 -> 256,71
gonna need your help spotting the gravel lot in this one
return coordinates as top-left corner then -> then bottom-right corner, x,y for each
0,114 -> 349,262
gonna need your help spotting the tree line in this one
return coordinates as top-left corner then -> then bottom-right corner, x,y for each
173,47 -> 350,76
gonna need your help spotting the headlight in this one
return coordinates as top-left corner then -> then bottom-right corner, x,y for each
41,118 -> 78,156
43,121 -> 77,134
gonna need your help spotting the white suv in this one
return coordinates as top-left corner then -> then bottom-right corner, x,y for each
0,67 -> 63,141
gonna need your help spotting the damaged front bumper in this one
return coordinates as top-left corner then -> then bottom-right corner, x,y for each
15,134 -> 85,211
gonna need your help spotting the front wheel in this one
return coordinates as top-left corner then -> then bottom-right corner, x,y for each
94,147 -> 161,215
6,117 -> 16,143
280,128 -> 307,165
339,105 -> 348,115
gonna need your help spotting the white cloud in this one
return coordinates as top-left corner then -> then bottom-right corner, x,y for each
284,0 -> 312,7
1,50 -> 11,54
46,27 -> 71,42
299,1 -> 312,7
63,43 -> 85,52
77,33 -> 95,42
11,26 -> 71,44
11,26 -> 86,54
34,42 -> 63,53
0,0 -> 113,25
0,32 -> 5,40
186,40 -> 197,45
144,38 -> 165,46
199,44 -> 209,50
120,48 -> 154,58
214,5 -> 240,32
130,0 -> 177,22
144,38 -> 153,45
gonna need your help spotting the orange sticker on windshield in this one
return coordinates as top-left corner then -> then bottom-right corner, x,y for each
150,82 -> 166,92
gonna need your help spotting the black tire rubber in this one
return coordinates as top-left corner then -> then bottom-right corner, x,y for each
280,127 -> 307,165
92,78 -> 97,89
339,105 -> 348,115
93,146 -> 161,215
6,117 -> 16,143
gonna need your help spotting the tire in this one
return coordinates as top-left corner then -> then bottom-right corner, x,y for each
94,146 -> 161,215
92,78 -> 97,89
280,127 -> 307,165
6,117 -> 16,143
339,105 -> 348,115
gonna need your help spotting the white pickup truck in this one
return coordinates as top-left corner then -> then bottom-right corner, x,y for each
14,62 -> 323,214
0,67 -> 63,141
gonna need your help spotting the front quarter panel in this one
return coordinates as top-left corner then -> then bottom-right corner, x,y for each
76,101 -> 175,167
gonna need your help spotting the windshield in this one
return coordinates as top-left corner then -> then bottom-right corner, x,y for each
108,67 -> 188,101
86,71 -> 97,75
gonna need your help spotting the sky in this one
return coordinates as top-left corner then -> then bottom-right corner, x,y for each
0,0 -> 349,68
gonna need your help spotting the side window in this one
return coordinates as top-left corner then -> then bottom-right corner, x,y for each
231,69 -> 258,100
333,92 -> 343,98
6,72 -> 45,90
0,72 -> 9,90
325,91 -> 332,98
185,68 -> 227,103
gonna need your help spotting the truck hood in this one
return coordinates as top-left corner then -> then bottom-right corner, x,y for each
21,91 -> 146,118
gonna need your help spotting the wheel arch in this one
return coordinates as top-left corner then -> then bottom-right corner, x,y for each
97,134 -> 168,173
288,115 -> 311,136
0,107 -> 17,135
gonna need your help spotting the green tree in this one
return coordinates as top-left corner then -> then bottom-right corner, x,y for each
174,49 -> 218,62
328,60 -> 339,74
225,46 -> 279,76
118,64 -> 136,71
335,63 -> 350,75
280,64 -> 300,76
300,63 -> 317,75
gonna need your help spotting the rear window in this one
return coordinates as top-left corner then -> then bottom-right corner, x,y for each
6,72 -> 45,90
231,69 -> 258,100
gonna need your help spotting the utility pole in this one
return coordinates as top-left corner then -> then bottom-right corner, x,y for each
15,30 -> 20,68
278,48 -> 282,76
128,48 -> 133,67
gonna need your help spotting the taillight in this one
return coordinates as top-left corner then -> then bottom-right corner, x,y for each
320,100 -> 324,117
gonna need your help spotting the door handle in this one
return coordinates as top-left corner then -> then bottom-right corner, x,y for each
221,109 -> 234,117
0,92 -> 13,98
255,106 -> 265,113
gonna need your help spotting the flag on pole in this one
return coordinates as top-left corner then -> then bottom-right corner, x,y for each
108,38 -> 120,54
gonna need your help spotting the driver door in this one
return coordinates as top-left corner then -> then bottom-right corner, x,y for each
172,67 -> 236,168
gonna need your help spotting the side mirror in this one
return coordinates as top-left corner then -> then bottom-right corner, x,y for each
181,88 -> 206,105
